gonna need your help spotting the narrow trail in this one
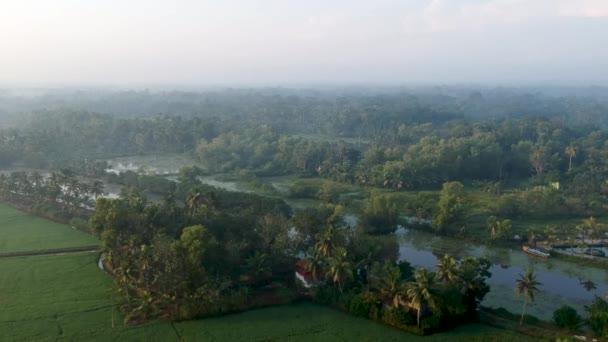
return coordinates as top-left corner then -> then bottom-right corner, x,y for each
0,245 -> 100,258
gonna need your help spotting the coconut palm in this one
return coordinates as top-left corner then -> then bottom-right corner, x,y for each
565,144 -> 576,172
370,262 -> 406,308
515,267 -> 542,325
578,217 -> 599,245
185,191 -> 203,217
29,171 -> 44,195
527,229 -> 538,248
407,268 -> 439,327
315,225 -> 340,257
566,236 -> 576,254
89,180 -> 106,199
436,254 -> 459,286
244,251 -> 271,278
304,250 -> 326,281
325,247 -> 353,293
486,216 -> 512,241
543,225 -> 558,248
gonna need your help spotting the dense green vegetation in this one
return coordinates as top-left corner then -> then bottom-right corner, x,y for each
0,207 -> 530,341
2,87 -> 608,339
0,252 -> 530,341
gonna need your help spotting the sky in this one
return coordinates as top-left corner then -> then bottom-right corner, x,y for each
0,0 -> 607,86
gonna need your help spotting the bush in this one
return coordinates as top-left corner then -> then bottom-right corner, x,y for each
69,217 -> 91,233
381,307 -> 418,328
347,292 -> 381,319
313,286 -> 341,305
586,296 -> 608,338
553,305 -> 582,330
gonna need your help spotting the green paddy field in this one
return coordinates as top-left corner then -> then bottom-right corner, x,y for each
0,203 -> 533,341
0,204 -> 98,254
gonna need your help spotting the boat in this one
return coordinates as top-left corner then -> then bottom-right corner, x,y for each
584,248 -> 606,257
522,245 -> 550,258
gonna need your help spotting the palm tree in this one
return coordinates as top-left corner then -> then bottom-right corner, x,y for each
315,225 -> 339,257
304,250 -> 326,281
325,247 -> 353,293
487,216 -> 499,241
89,180 -> 106,199
566,236 -> 576,254
370,262 -> 406,308
527,229 -> 538,248
244,251 -> 271,279
407,268 -> 438,327
543,225 -> 558,248
29,171 -> 44,197
565,144 -> 576,172
436,254 -> 459,286
585,217 -> 603,246
46,172 -> 62,203
578,217 -> 599,245
185,191 -> 203,217
486,216 -> 511,241
515,267 -> 542,325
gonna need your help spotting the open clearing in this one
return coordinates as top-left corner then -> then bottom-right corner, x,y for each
0,204 -> 98,253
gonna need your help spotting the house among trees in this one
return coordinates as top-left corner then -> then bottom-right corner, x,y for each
295,259 -> 313,289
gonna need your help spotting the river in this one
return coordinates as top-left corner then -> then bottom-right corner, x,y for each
194,173 -> 608,320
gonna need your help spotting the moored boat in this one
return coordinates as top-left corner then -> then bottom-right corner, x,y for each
522,245 -> 551,258
584,248 -> 605,257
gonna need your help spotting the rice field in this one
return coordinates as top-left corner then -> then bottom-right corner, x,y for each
0,204 -> 98,254
0,252 -> 534,341
0,200 -> 534,341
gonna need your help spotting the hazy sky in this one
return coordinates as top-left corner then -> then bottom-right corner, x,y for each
1,0 -> 607,86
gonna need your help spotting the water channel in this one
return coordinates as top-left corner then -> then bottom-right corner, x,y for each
30,155 -> 608,321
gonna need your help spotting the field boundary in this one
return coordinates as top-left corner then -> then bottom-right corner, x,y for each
0,245 -> 100,258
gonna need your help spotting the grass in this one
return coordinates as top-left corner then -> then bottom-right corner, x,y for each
0,253 -> 179,341
0,204 -> 99,253
176,302 -> 534,342
0,188 -> 539,341
0,253 -> 533,341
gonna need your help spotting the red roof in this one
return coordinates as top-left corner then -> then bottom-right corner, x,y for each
295,259 -> 313,280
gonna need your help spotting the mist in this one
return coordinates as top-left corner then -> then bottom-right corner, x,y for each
1,0 -> 607,86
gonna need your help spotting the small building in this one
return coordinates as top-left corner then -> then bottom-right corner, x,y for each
294,259 -> 314,288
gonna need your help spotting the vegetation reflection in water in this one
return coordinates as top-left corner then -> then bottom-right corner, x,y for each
396,228 -> 608,320
124,167 -> 608,322
91,155 -> 608,326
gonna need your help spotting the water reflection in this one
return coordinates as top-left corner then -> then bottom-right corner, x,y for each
396,228 -> 608,320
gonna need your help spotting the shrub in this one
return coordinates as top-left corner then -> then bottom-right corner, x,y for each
381,307 -> 417,328
553,305 -> 582,330
313,286 -> 341,305
586,296 -> 608,338
347,292 -> 381,318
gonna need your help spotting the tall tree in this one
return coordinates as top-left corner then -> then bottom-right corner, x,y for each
325,247 -> 353,293
370,261 -> 406,308
515,267 -> 542,325
315,224 -> 341,257
486,216 -> 512,241
433,181 -> 465,234
565,144 -> 577,172
407,268 -> 439,327
304,250 -> 326,281
436,254 -> 458,286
